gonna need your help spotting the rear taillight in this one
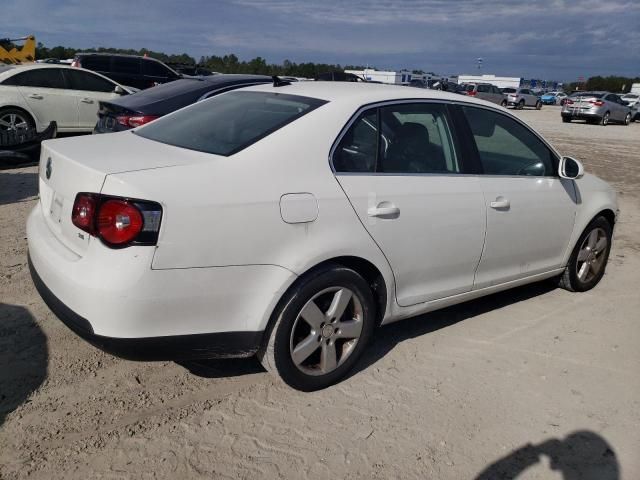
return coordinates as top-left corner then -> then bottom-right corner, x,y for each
72,193 -> 162,248
590,100 -> 605,106
116,115 -> 159,128
565,99 -> 574,105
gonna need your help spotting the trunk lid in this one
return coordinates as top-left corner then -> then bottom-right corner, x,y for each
38,131 -> 211,255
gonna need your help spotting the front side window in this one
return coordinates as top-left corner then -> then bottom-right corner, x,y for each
2,68 -> 66,88
462,106 -> 555,176
136,91 -> 327,156
64,69 -> 115,92
334,102 -> 460,174
143,60 -> 172,77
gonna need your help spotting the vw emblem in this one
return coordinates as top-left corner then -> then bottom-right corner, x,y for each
45,157 -> 52,180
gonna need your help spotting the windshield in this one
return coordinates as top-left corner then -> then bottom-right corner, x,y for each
135,91 -> 327,156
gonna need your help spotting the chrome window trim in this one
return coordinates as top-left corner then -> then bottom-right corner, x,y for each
328,98 -> 563,177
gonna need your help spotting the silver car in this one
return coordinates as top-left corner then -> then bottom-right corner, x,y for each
561,91 -> 633,126
459,83 -> 505,105
502,88 -> 542,110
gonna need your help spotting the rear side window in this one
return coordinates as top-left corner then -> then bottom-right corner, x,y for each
502,88 -> 516,94
80,56 -> 111,71
112,57 -> 140,75
463,106 -> 555,176
64,69 -> 115,92
333,102 -> 460,174
477,84 -> 490,93
143,60 -> 171,77
2,68 -> 66,88
135,91 -> 327,156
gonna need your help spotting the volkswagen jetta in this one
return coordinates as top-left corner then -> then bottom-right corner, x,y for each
28,81 -> 618,391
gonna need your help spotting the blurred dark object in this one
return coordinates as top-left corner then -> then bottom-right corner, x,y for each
0,121 -> 56,165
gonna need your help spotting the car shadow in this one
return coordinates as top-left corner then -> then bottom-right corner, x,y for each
182,281 -> 557,381
348,280 -> 557,379
0,171 -> 38,206
0,303 -> 48,426
475,430 -> 619,479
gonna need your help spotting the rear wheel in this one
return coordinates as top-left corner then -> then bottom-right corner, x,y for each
258,264 -> 376,391
558,216 -> 612,292
600,111 -> 610,126
0,108 -> 34,133
535,101 -> 542,110
517,100 -> 525,110
623,113 -> 631,125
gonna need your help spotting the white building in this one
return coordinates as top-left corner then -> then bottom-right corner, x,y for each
344,68 -> 413,85
457,74 -> 521,89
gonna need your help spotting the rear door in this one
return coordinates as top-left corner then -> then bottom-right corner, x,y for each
333,101 -> 486,306
458,105 -> 577,288
63,69 -> 120,129
10,68 -> 78,130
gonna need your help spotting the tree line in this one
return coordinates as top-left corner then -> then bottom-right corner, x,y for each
22,43 -> 640,90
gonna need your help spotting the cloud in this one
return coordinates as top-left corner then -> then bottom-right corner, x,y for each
0,0 -> 637,79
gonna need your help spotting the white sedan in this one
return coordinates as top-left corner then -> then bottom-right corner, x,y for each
27,82 -> 618,391
0,64 -> 133,134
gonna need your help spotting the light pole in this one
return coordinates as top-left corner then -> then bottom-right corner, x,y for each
477,57 -> 483,73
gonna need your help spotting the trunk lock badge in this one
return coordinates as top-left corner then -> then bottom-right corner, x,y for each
45,157 -> 52,180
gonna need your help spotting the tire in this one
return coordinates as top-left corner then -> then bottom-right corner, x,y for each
562,117 -> 571,123
623,113 -> 631,125
558,216 -> 612,292
500,99 -> 507,107
600,111 -> 610,126
0,107 -> 35,133
535,101 -> 542,110
517,100 -> 525,110
258,264 -> 376,391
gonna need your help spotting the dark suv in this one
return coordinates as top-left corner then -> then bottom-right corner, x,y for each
71,53 -> 181,90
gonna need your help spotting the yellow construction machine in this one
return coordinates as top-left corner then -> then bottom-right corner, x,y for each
0,35 -> 36,64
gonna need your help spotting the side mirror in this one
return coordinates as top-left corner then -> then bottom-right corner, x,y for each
114,85 -> 126,95
559,156 -> 584,179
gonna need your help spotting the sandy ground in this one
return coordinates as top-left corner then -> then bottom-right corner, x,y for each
1,106 -> 639,479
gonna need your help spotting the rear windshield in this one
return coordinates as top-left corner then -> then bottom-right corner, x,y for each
502,88 -> 516,93
135,91 -> 327,156
464,84 -> 475,92
575,92 -> 604,98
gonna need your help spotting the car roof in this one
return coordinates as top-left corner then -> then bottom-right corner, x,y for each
242,81 -> 497,108
105,74 -> 272,115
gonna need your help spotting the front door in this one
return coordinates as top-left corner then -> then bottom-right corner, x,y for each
63,69 -> 120,129
333,102 -> 486,306
459,105 -> 577,289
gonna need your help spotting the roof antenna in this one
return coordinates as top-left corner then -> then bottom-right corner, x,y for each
272,75 -> 291,87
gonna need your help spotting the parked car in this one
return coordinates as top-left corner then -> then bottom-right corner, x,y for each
561,92 -> 632,125
0,64 -> 134,134
94,74 -> 272,133
28,82 -> 617,391
71,53 -> 182,90
502,88 -> 542,109
168,63 -> 214,76
460,83 -> 505,105
620,93 -> 639,108
540,91 -> 567,105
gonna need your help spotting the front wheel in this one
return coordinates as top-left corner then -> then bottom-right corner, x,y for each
517,100 -> 525,110
558,216 -> 612,292
535,101 -> 542,110
258,264 -> 376,391
624,113 -> 631,125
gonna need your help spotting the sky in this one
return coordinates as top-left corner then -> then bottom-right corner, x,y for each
2,0 -> 639,81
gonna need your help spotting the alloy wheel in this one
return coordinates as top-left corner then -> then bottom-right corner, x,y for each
0,112 -> 30,132
602,112 -> 610,126
576,227 -> 608,283
289,287 -> 363,376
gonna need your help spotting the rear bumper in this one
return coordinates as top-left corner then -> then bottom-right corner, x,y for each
27,204 -> 296,358
29,254 -> 263,360
561,111 -> 602,120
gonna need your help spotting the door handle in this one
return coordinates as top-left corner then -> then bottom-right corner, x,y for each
28,94 -> 43,99
80,98 -> 94,104
490,197 -> 510,209
367,204 -> 400,219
